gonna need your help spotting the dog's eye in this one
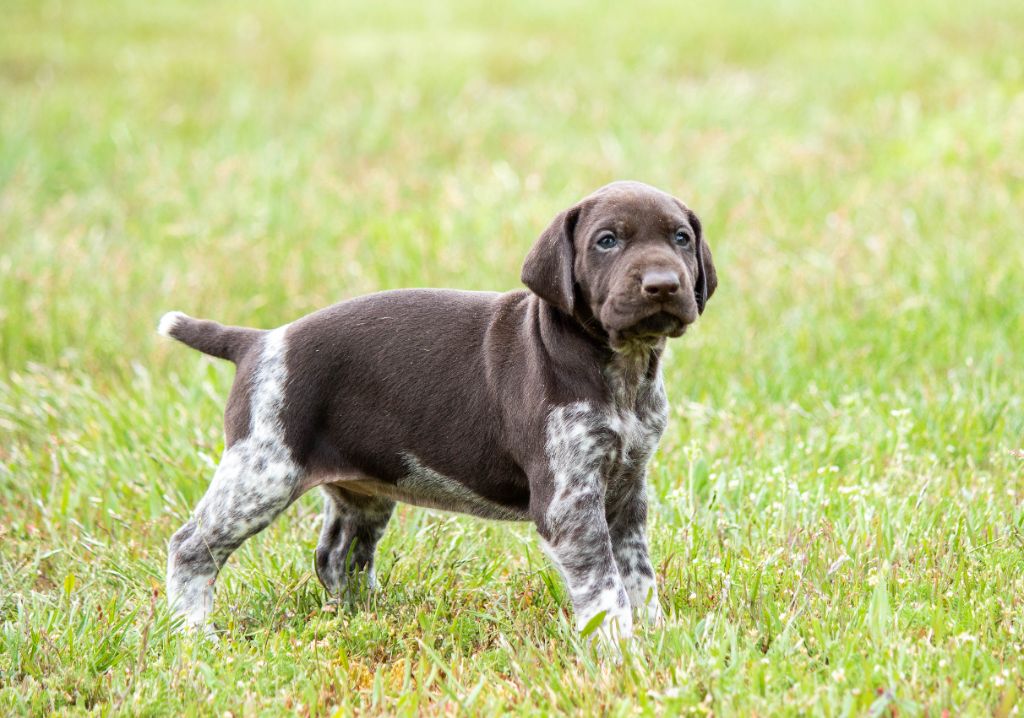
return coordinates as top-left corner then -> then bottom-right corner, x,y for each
674,229 -> 693,248
596,233 -> 618,250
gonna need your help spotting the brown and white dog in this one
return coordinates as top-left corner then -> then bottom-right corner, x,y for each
158,180 -> 717,646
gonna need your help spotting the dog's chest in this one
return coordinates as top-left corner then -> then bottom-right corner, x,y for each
603,380 -> 668,482
544,363 -> 668,496
542,380 -> 667,536
602,351 -> 669,474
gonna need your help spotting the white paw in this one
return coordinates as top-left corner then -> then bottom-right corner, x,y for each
169,609 -> 219,642
581,608 -> 634,659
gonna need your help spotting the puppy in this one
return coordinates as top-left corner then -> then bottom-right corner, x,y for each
159,180 -> 717,645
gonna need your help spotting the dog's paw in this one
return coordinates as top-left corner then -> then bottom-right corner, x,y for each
593,630 -> 638,663
170,614 -> 220,644
580,608 -> 634,661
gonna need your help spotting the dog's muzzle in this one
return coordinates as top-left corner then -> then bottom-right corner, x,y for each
602,295 -> 697,349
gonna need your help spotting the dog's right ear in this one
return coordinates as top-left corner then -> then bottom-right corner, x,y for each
521,205 -> 580,316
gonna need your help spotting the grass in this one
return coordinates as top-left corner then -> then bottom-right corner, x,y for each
2,0 -> 1023,713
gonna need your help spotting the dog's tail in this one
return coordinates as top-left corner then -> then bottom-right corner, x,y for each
157,311 -> 265,364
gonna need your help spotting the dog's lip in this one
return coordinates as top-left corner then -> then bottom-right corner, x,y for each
601,300 -> 695,335
605,311 -> 686,351
620,311 -> 686,338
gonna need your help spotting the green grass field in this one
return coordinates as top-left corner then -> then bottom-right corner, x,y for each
2,0 -> 1023,714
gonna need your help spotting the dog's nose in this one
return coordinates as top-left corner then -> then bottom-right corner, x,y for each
641,270 -> 680,300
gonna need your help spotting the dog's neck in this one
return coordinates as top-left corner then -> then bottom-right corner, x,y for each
538,300 -> 663,410
604,338 -> 663,409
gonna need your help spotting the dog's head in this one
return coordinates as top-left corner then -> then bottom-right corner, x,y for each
522,181 -> 717,349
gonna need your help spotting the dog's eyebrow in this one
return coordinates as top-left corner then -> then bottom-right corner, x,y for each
598,219 -> 632,233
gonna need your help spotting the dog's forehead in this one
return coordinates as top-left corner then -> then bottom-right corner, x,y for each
578,183 -> 691,233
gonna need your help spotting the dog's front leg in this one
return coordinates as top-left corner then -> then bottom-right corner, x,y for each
536,485 -> 632,647
607,478 -> 663,626
534,405 -> 632,648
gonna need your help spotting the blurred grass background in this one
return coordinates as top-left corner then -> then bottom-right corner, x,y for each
2,0 -> 1023,715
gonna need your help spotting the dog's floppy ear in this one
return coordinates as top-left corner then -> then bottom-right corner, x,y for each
688,210 -> 717,314
521,205 -> 581,316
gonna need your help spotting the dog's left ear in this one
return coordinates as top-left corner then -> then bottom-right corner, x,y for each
688,210 -> 717,314
521,205 -> 581,316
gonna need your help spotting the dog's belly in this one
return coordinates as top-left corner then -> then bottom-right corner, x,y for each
321,452 -> 529,521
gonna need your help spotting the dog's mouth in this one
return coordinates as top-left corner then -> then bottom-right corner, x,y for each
596,287 -> 699,351
605,309 -> 688,350
622,311 -> 685,338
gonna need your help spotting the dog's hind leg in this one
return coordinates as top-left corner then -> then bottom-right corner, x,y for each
314,485 -> 394,600
166,326 -> 304,633
166,444 -> 303,632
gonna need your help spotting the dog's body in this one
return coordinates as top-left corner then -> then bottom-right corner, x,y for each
160,181 -> 716,644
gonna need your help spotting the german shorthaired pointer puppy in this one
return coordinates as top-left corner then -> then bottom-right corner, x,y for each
158,180 -> 717,647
